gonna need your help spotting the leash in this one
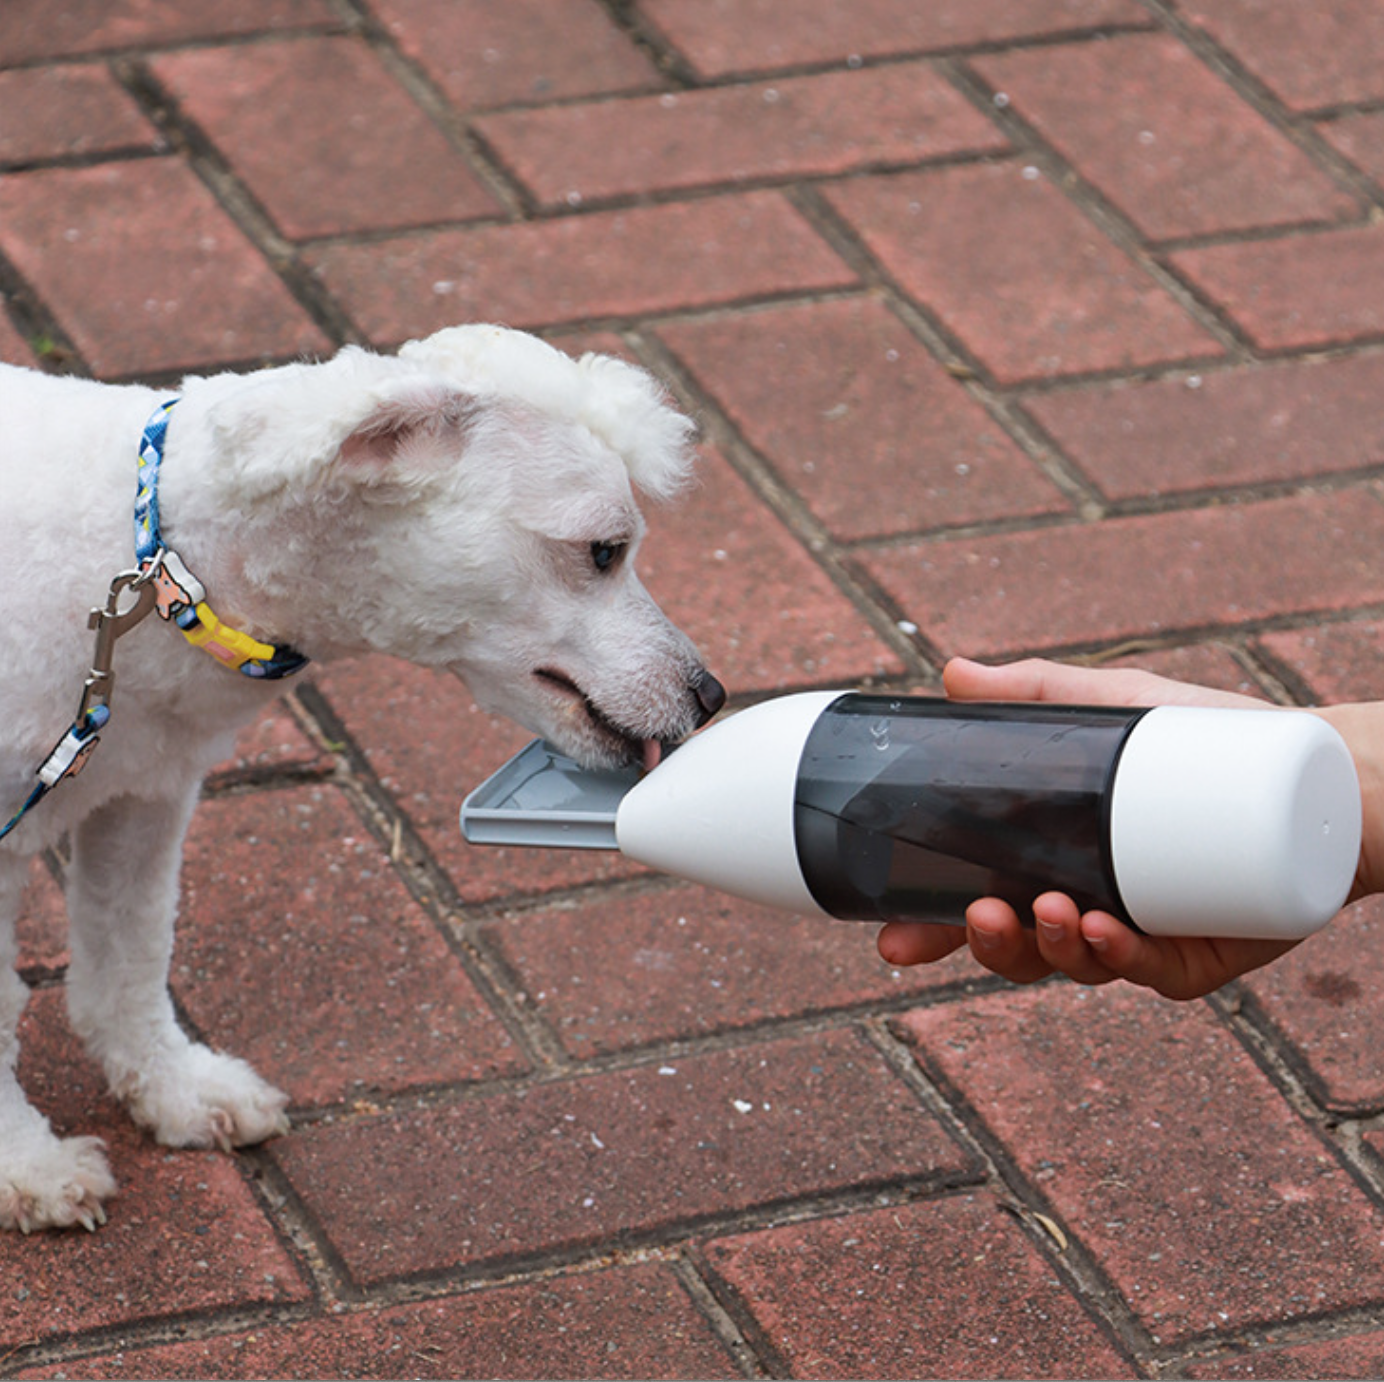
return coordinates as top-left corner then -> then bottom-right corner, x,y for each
1,399 -> 309,842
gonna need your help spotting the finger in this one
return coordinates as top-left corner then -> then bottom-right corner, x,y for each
942,656 -> 1144,705
1078,912 -> 1299,1001
965,897 -> 1054,984
876,921 -> 969,967
942,655 -> 1260,711
1029,892 -> 1119,986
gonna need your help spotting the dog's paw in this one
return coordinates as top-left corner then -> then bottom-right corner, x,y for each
0,1132 -> 116,1234
123,1044 -> 289,1151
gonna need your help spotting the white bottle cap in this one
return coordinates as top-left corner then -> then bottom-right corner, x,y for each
1108,706 -> 1360,940
616,691 -> 842,916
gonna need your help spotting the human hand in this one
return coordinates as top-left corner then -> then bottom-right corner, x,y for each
876,656 -> 1363,1000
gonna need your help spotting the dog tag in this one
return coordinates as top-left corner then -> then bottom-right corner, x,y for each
460,740 -> 638,849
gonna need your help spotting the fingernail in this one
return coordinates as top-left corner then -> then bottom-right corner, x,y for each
1037,920 -> 1064,945
971,925 -> 1002,951
1085,932 -> 1109,954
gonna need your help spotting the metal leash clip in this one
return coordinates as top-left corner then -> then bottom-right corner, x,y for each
78,566 -> 160,722
32,568 -> 160,792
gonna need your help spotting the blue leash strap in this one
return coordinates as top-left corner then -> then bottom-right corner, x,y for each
0,705 -> 110,843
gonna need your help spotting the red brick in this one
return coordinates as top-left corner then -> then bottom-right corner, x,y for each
8,989 -> 308,1344
1172,225 -> 1384,353
483,882 -> 972,1058
1238,897 -> 1384,1116
150,38 -> 499,239
702,1196 -> 1134,1378
897,985 -> 1384,1342
1184,1330 -> 1384,1379
1254,620 -> 1384,704
173,783 -> 526,1107
15,857 -> 67,972
1025,353 -> 1384,501
0,66 -> 158,165
308,192 -> 857,344
828,163 -> 1222,384
1320,110 -> 1384,186
19,1263 -> 738,1379
1185,0 -> 1384,110
0,161 -> 329,378
861,488 -> 1384,659
477,63 -> 1009,210
372,0 -> 663,111
657,298 -> 1068,540
205,699 -> 331,783
313,656 -> 647,905
973,35 -> 1359,240
273,1030 -> 975,1285
640,0 -> 1149,78
0,0 -> 339,63
637,446 -> 905,686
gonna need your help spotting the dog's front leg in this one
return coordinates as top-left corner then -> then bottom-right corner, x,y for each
65,791 -> 289,1152
0,852 -> 117,1232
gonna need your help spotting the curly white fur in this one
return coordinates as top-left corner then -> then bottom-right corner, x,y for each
0,326 -> 720,1231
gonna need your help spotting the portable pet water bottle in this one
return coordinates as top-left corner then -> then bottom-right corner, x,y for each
462,693 -> 1361,940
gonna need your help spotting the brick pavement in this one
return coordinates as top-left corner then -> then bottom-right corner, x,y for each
4,1 -> 1384,1377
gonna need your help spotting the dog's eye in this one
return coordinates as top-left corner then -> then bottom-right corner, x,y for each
590,540 -> 626,573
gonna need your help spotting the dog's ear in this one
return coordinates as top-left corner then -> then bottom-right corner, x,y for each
333,377 -> 477,483
199,351 -> 476,500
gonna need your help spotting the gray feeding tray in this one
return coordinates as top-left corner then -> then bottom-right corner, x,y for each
460,739 -> 640,850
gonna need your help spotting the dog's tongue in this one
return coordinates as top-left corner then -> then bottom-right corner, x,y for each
642,739 -> 663,772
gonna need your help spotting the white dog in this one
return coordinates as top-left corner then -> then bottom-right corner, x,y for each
0,325 -> 724,1233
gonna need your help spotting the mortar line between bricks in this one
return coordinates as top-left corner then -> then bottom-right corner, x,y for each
287,1176 -> 992,1307
861,1015 -> 1155,1374
587,19 -> 1163,93
593,0 -> 701,90
1163,1305 -> 1384,1379
267,983 -> 1024,1137
0,22 -> 351,75
665,1255 -> 772,1380
1003,338 -> 1384,398
1212,985 -> 1384,1132
684,1245 -> 796,1382
0,143 -> 171,177
112,57 -> 364,350
847,470 -> 1384,549
0,1298 -> 332,1381
1223,638 -> 1308,705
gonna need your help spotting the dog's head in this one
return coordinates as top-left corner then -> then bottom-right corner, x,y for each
185,326 -> 724,768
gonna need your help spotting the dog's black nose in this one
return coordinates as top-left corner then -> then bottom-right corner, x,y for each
691,669 -> 727,727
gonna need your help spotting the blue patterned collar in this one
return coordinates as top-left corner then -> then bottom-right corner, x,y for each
135,399 -> 308,680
